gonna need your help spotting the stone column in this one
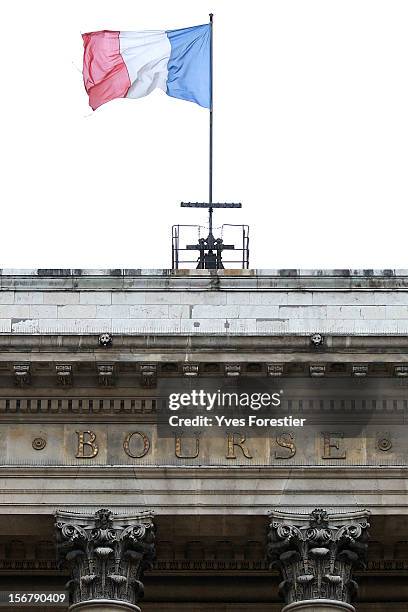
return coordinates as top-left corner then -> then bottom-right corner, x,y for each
55,508 -> 155,612
267,508 -> 370,612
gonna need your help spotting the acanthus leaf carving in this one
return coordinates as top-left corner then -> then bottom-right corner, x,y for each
267,508 -> 370,606
55,508 -> 155,607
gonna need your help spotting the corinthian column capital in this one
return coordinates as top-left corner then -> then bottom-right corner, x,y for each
267,508 -> 370,610
55,508 -> 155,611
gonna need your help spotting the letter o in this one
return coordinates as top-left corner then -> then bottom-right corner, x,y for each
123,431 -> 150,458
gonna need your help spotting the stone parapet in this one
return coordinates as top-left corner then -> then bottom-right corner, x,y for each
0,269 -> 408,335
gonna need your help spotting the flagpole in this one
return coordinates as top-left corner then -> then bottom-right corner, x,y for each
209,13 -> 214,235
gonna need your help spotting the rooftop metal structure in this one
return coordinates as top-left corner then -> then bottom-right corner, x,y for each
171,15 -> 249,270
172,202 -> 249,270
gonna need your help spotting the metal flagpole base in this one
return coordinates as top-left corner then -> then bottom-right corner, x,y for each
69,601 -> 141,612
282,601 -> 356,612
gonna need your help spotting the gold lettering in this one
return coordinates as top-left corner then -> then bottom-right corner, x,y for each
75,430 -> 98,459
322,432 -> 346,460
226,432 -> 252,459
123,432 -> 150,458
275,432 -> 296,459
175,434 -> 200,458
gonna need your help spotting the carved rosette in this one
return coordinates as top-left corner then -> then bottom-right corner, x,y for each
267,508 -> 370,606
55,508 -> 155,608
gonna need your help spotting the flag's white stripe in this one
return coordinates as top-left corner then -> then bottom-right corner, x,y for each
119,31 -> 171,100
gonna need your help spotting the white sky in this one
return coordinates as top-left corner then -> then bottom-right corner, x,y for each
1,0 -> 407,269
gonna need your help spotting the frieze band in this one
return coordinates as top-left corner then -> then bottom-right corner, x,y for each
0,424 -> 401,469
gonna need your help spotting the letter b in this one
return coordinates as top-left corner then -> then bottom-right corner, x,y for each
75,430 -> 99,459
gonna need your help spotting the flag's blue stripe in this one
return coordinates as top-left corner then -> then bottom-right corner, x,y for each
166,24 -> 211,109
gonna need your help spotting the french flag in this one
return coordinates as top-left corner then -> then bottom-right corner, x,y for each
82,25 -> 211,111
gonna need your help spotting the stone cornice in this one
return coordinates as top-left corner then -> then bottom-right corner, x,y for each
2,269 -> 408,291
0,465 -> 407,478
2,336 -> 408,360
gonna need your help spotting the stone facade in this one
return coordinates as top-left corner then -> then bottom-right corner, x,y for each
0,270 -> 408,610
0,268 -> 408,335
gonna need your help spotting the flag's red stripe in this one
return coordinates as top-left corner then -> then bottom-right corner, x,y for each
82,30 -> 131,110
